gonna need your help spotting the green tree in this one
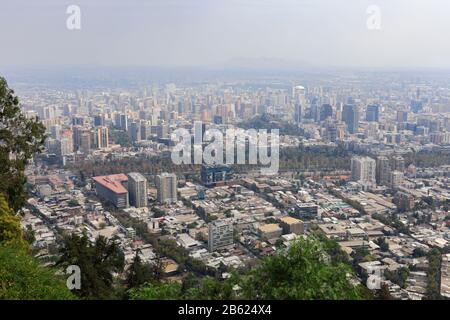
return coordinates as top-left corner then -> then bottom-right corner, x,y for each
126,250 -> 156,289
0,193 -> 26,248
57,234 -> 125,299
425,248 -> 442,300
0,77 -> 46,211
128,282 -> 182,300
0,244 -> 76,299
240,236 -> 365,300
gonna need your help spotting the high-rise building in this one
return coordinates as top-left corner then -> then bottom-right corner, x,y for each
390,171 -> 404,189
127,172 -> 148,208
376,156 -> 391,186
96,126 -> 109,149
157,124 -> 170,139
208,219 -> 234,252
293,85 -> 306,123
320,104 -> 333,121
293,85 -> 306,106
342,104 -> 359,134
351,156 -> 376,185
94,114 -> 105,126
50,124 -> 61,140
79,131 -> 91,154
394,191 -> 414,212
115,113 -> 128,131
392,156 -> 405,172
366,104 -> 380,122
294,103 -> 302,123
129,121 -> 141,143
156,173 -> 177,204
396,110 -> 408,122
58,129 -> 74,156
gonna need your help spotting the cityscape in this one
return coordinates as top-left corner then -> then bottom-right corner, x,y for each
1,0 -> 450,306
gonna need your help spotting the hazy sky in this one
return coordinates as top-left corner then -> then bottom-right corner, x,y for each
1,0 -> 450,69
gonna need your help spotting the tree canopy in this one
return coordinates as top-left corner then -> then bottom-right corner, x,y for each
0,77 -> 46,211
130,236 -> 366,300
57,234 -> 125,299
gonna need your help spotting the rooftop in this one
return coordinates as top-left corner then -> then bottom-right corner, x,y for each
93,174 -> 128,194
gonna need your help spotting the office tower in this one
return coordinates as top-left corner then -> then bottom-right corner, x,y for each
351,156 -> 376,185
293,85 -> 306,106
58,129 -> 74,156
293,85 -> 305,123
115,113 -> 128,131
342,104 -> 359,134
366,104 -> 380,122
94,114 -> 105,127
392,156 -> 405,172
156,173 -> 177,204
157,124 -> 170,139
140,120 -> 150,140
201,164 -> 233,187
49,124 -> 61,140
72,125 -> 83,151
79,131 -> 91,154
213,115 -> 223,124
430,132 -> 444,145
208,219 -> 233,252
45,138 -> 59,154
194,121 -> 207,143
390,171 -> 404,189
72,116 -> 85,126
320,104 -> 333,121
127,172 -> 148,208
396,110 -> 408,122
376,156 -> 391,186
92,174 -> 129,208
294,103 -> 302,123
129,121 -> 141,143
311,100 -> 320,122
96,126 -> 109,149
410,100 -> 423,114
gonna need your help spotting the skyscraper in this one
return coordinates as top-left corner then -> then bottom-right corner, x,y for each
351,156 -> 376,185
129,121 -> 141,143
320,104 -> 333,121
366,104 -> 380,122
127,172 -> 148,208
342,104 -> 359,134
96,126 -> 109,149
293,85 -> 305,123
156,173 -> 177,204
392,156 -> 405,172
376,156 -> 391,186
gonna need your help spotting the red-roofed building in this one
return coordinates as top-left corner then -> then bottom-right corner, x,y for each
93,174 -> 129,208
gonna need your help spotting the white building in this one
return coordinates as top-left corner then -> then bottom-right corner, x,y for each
351,156 -> 376,186
208,219 -> 234,252
156,173 -> 177,204
127,172 -> 148,208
